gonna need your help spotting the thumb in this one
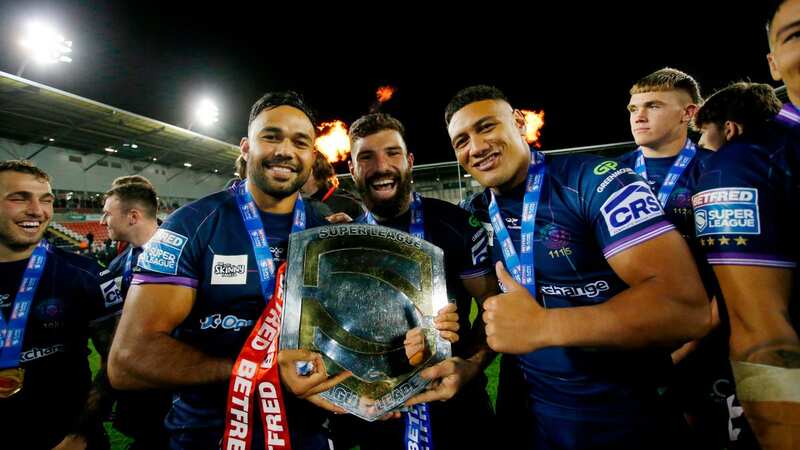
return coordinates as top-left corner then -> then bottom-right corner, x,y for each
495,261 -> 524,292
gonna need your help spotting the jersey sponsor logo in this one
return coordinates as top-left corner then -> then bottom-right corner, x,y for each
210,254 -> 248,285
0,294 -> 10,307
692,188 -> 760,236
100,277 -> 123,308
601,181 -> 663,236
138,229 -> 189,275
540,280 -> 610,298
468,215 -> 481,228
200,313 -> 253,331
19,344 -> 65,362
593,160 -> 618,175
596,167 -> 635,193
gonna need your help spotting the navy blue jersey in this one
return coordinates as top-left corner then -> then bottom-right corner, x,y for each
0,246 -> 122,449
132,188 -> 329,448
619,147 -> 751,448
466,154 -> 677,425
694,120 -> 800,319
99,245 -> 143,299
617,146 -> 714,239
101,243 -> 172,446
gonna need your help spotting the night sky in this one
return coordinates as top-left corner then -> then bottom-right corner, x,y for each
0,1 -> 779,167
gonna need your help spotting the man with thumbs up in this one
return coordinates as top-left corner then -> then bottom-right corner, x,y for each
445,85 -> 711,450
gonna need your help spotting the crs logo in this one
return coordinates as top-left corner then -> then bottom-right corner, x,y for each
199,313 -> 253,331
601,181 -> 663,236
593,160 -> 618,175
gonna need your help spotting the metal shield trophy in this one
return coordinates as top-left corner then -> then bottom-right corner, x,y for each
280,224 -> 451,421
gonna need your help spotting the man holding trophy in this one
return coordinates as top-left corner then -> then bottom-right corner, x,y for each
109,93 -> 461,450
324,112 -> 498,450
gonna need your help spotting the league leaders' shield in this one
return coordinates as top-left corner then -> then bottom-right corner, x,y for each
280,224 -> 451,421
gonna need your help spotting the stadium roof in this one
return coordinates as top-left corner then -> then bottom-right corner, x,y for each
0,70 -> 240,173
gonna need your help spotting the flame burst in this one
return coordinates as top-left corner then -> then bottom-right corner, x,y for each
315,120 -> 350,162
376,85 -> 396,104
521,109 -> 545,148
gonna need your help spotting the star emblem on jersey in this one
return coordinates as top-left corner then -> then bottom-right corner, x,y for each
718,236 -> 731,246
735,236 -> 748,246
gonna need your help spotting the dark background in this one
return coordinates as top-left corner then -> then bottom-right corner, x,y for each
0,1 -> 778,166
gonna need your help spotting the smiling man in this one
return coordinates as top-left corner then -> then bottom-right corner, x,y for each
108,91 -> 351,450
446,85 -> 710,449
0,160 -> 122,450
616,69 -> 748,449
330,112 -> 496,450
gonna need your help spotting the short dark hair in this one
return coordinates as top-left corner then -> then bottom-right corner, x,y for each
112,175 -> 153,189
0,160 -> 50,181
444,85 -> 509,125
630,67 -> 702,104
105,183 -> 158,219
310,151 -> 337,191
248,91 -> 317,129
349,113 -> 406,142
693,82 -> 782,132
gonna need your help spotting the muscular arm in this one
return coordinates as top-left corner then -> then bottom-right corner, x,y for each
547,230 -> 710,348
484,230 -> 711,354
108,284 -> 233,390
715,266 -> 796,363
713,265 -> 799,449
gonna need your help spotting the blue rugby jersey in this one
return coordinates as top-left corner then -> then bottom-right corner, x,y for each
0,246 -> 122,449
616,145 -> 714,239
132,188 -> 329,449
466,153 -> 678,427
694,119 -> 799,315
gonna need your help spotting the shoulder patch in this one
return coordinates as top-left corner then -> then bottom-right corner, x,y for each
138,228 -> 189,275
601,181 -> 663,236
692,188 -> 760,236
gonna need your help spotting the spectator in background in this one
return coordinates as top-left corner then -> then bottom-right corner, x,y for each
301,151 -> 365,219
694,81 -> 783,151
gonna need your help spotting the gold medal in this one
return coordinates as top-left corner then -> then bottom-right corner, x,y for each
0,367 -> 24,398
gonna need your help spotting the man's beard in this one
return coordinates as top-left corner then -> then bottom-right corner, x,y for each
248,156 -> 307,200
356,169 -> 413,219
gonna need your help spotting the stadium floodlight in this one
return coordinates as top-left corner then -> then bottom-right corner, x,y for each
183,162 -> 192,168
190,99 -> 219,129
17,21 -> 73,77
104,147 -> 117,153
